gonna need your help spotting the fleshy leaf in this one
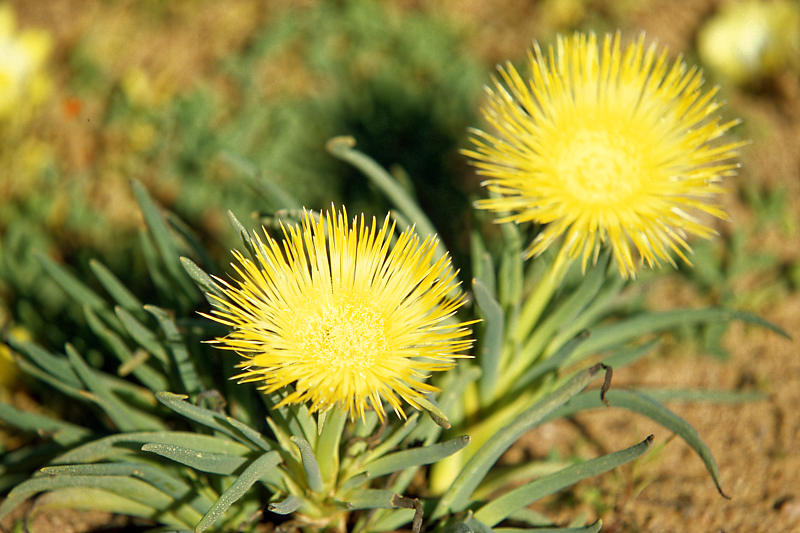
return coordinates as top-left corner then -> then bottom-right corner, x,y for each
473,278 -> 504,402
474,436 -> 653,525
195,451 -> 281,532
363,435 -> 470,478
141,442 -> 249,475
434,365 -> 604,518
546,389 -> 729,497
291,436 -> 324,493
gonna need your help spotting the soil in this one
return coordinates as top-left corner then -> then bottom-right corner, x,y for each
518,296 -> 800,532
3,1 -> 800,532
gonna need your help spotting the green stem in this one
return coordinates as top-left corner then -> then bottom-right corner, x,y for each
434,365 -> 605,519
429,387 -> 538,494
513,254 -> 568,343
499,256 -> 569,389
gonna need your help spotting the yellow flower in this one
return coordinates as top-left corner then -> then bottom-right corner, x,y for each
698,0 -> 800,85
466,32 -> 743,277
205,207 -> 473,421
0,4 -> 51,119
0,325 -> 30,389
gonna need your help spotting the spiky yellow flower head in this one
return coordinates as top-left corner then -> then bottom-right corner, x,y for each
205,207 -> 473,421
466,32 -> 743,277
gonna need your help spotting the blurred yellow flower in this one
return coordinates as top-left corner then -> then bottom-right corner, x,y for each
466,32 -> 743,277
698,0 -> 800,85
121,67 -> 173,109
0,326 -> 30,389
0,346 -> 17,388
0,4 -> 51,119
205,207 -> 473,421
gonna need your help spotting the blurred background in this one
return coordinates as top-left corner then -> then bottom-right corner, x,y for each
1,0 -> 798,530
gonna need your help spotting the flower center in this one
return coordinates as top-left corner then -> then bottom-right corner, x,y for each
556,127 -> 644,205
300,299 -> 388,372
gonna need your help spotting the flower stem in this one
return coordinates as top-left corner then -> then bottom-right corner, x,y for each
499,255 -> 569,390
429,387 -> 538,494
513,254 -> 567,343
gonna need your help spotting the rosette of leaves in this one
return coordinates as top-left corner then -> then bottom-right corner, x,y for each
0,182 -> 476,532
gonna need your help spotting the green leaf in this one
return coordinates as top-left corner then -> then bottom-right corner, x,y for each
31,488 -> 188,527
417,395 -> 451,429
448,517 -> 492,533
369,508 -> 415,532
504,507 -> 553,526
433,365 -> 604,518
520,252 -> 609,362
291,436 -> 324,493
145,305 -> 202,394
570,308 -> 789,363
547,389 -> 728,497
409,365 -> 481,446
65,344 -> 164,432
474,437 -> 653,525
0,475 -> 181,523
167,212 -> 216,270
12,357 -> 87,404
472,459 -> 572,502
341,472 -> 369,491
97,372 -> 158,411
39,463 -> 212,514
4,336 -> 80,388
470,230 -> 496,298
544,276 -> 625,356
0,442 -> 61,484
221,415 -> 275,452
156,392 -> 273,451
345,489 -> 396,510
473,278 -> 505,402
292,402 -> 318,448
195,451 -> 281,532
0,402 -> 90,445
54,431 -> 251,464
227,210 -> 259,259
326,136 -> 445,262
89,259 -> 145,318
180,256 -> 225,304
267,494 -> 303,515
636,388 -> 766,404
511,330 -> 590,396
115,306 -> 170,366
363,435 -> 470,478
441,523 -> 473,533
131,179 -> 198,299
315,407 -> 346,487
361,413 -> 419,465
83,306 -> 167,392
497,221 -> 523,311
139,228 -> 174,300
492,521 -> 602,533
599,338 -> 660,370
36,253 -> 106,310
141,443 -> 248,475
220,150 -> 301,210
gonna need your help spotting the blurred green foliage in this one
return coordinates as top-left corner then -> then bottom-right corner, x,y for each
1,0 -> 483,351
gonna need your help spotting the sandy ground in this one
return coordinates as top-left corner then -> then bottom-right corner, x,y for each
516,293 -> 800,532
